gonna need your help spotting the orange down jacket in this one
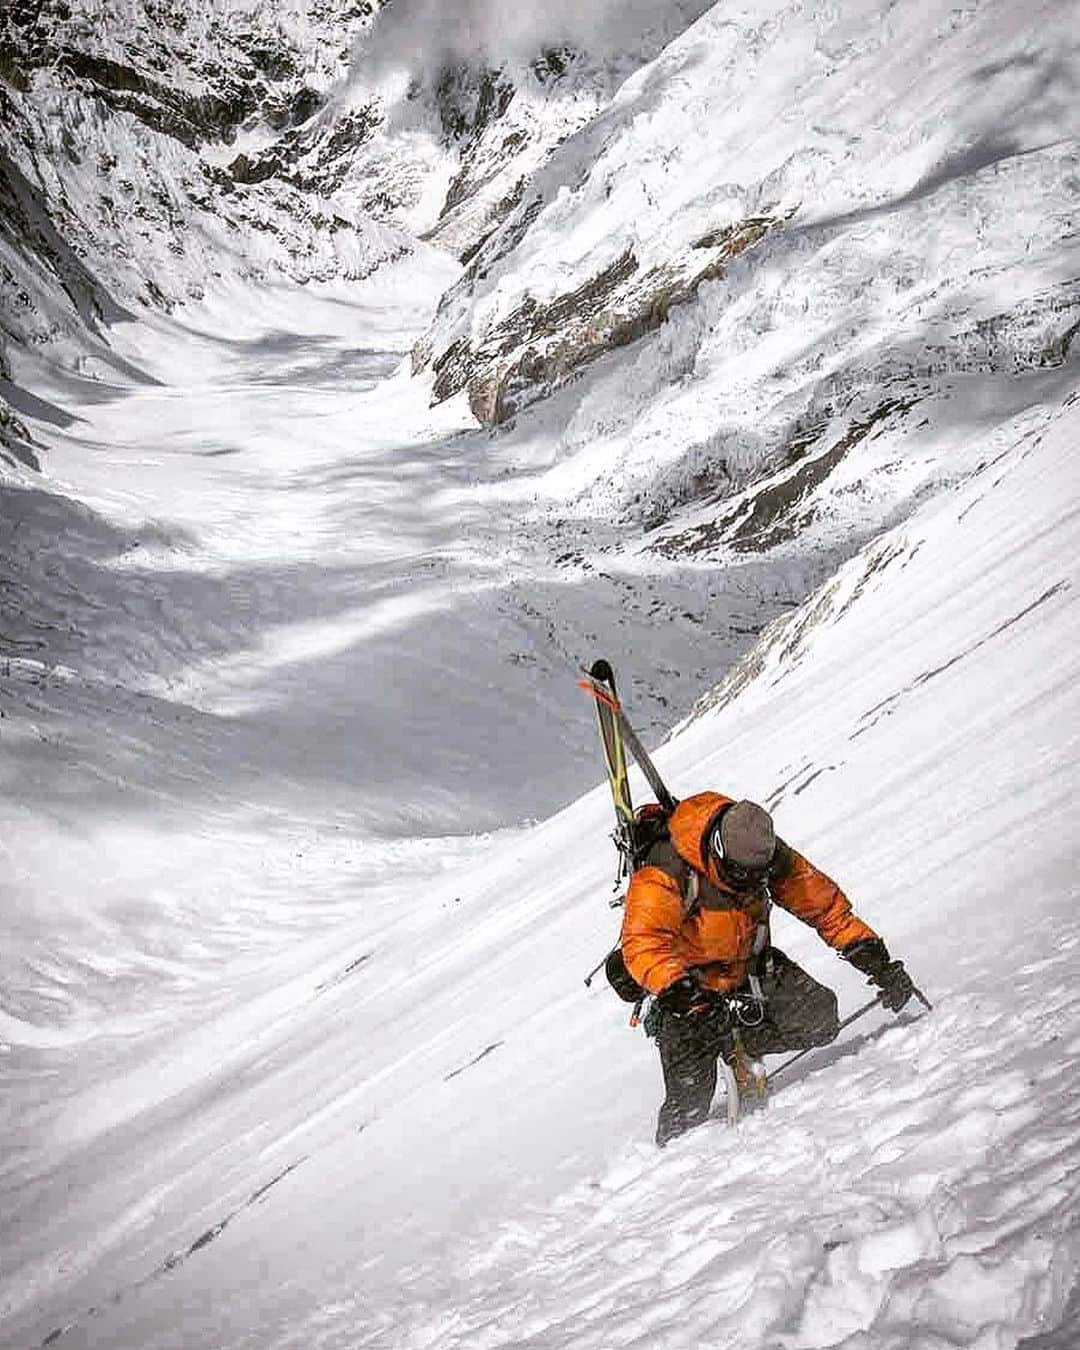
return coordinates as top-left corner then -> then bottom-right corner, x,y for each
620,791 -> 877,995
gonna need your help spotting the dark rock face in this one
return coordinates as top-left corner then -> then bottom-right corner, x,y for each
651,398 -> 922,558
0,118 -> 132,336
2,3 -> 272,147
434,63 -> 517,147
49,47 -> 255,148
422,214 -> 785,426
0,395 -> 39,471
227,104 -> 383,194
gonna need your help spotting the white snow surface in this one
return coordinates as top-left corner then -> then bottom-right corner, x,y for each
2,2 -> 1080,1349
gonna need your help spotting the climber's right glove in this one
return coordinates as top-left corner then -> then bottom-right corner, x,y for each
844,938 -> 915,1013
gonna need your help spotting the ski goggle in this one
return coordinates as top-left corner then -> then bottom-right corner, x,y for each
710,828 -> 769,889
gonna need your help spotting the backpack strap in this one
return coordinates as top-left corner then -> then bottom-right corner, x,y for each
683,868 -> 700,915
641,837 -> 704,917
746,878 -> 774,1002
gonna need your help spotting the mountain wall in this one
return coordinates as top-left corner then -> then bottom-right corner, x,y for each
0,0 -> 409,467
412,0 -> 1079,572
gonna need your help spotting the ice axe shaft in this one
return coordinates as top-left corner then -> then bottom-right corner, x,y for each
583,954 -> 608,988
770,995 -> 881,1083
771,982 -> 932,1083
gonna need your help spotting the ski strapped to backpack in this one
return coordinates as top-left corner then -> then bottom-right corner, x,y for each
579,660 -> 681,1022
578,659 -> 677,882
578,660 -> 638,887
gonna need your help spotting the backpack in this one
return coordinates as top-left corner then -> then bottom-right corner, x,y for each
604,803 -> 686,1004
605,945 -> 645,1003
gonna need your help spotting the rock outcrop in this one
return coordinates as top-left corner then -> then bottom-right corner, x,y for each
426,214 -> 783,426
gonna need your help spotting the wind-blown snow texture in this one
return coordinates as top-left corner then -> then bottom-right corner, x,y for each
2,1 -> 1079,1348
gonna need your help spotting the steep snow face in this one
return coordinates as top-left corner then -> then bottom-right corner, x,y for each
2,325 -> 1077,1350
337,1 -> 721,262
392,0 -> 1080,802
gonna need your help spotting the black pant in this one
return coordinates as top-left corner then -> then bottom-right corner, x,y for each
655,948 -> 839,1146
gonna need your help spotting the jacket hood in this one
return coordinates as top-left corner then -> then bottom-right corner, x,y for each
668,791 -> 735,885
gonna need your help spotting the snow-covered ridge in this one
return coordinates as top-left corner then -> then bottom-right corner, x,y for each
416,0 -> 1078,467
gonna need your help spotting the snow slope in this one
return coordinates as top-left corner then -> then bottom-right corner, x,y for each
2,0 -> 1080,1347
3,308 -> 1077,1350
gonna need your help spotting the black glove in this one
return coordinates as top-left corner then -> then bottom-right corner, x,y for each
844,938 -> 915,1012
656,976 -> 729,1020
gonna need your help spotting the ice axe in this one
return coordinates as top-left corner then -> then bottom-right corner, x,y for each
770,983 -> 931,1085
